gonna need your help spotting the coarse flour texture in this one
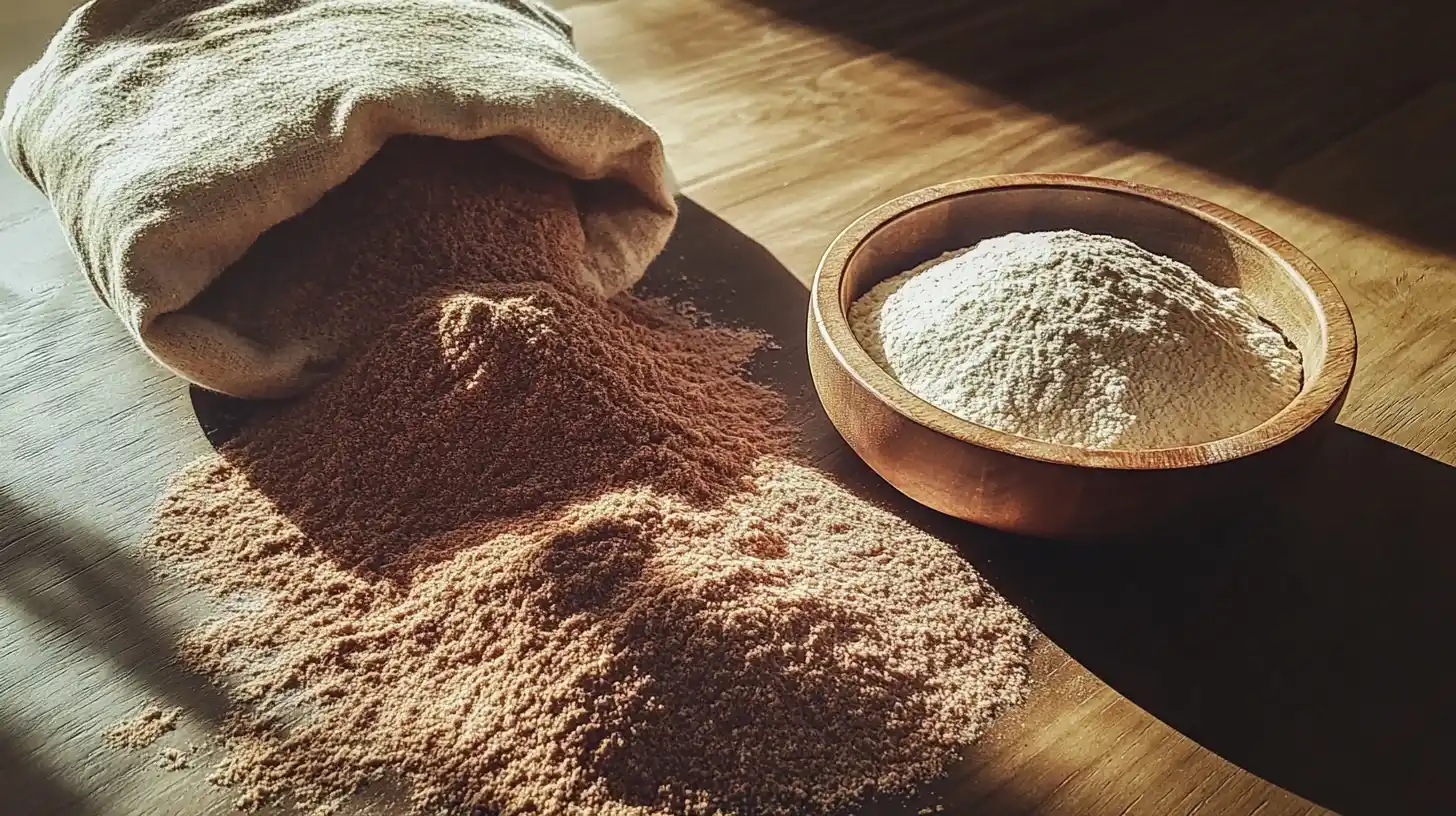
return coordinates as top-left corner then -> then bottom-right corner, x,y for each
848,230 -> 1303,450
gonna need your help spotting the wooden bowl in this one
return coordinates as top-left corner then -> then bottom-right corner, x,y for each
808,174 -> 1357,540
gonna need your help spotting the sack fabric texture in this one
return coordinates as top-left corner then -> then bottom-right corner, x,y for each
2,0 -> 677,397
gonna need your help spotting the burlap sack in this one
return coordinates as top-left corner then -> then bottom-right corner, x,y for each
1,0 -> 676,398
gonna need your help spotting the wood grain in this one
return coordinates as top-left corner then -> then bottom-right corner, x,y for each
808,174 -> 1356,538
3,1 -> 1454,814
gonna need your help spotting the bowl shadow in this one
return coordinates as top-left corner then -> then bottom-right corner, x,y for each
952,427 -> 1452,815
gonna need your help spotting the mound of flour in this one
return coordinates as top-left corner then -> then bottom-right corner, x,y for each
848,230 -> 1302,450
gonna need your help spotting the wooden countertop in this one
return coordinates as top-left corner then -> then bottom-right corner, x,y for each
2,1 -> 1452,813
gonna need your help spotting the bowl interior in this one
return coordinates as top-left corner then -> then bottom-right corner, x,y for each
839,185 -> 1328,387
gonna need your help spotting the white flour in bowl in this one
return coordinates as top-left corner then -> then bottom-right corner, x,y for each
847,230 -> 1302,450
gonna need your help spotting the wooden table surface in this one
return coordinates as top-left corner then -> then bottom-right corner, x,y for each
3,1 -> 1452,814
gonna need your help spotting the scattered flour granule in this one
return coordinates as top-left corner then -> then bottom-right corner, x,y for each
848,230 -> 1303,450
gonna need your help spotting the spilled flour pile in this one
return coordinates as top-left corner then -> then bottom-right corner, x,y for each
849,230 -> 1303,450
103,706 -> 183,749
187,135 -> 596,387
145,145 -> 1031,815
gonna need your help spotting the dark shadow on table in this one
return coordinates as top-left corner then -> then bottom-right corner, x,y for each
741,0 -> 1454,257
195,198 -> 1451,814
0,490 -> 230,727
953,429 -> 1454,816
0,712 -> 97,816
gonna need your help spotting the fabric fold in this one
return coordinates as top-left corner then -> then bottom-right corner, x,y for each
2,0 -> 677,397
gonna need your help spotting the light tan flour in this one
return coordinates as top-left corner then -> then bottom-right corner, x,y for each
103,705 -> 183,750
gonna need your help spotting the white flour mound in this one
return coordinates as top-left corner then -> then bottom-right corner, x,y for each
848,230 -> 1303,450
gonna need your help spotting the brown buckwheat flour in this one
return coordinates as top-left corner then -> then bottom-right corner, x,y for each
145,143 -> 1031,815
185,135 -> 594,390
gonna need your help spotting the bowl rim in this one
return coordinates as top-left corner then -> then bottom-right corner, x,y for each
810,173 -> 1358,471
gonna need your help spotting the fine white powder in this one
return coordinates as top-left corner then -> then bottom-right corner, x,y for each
848,230 -> 1303,450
